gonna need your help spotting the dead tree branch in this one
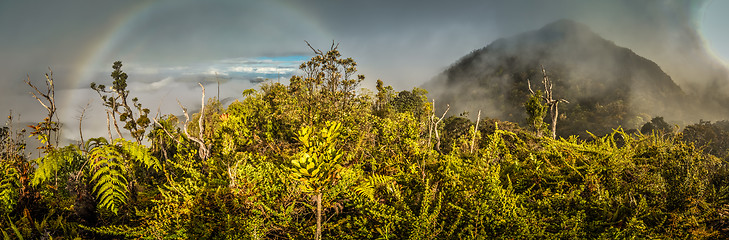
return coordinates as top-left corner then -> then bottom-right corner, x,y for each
25,69 -> 60,150
110,109 -> 124,140
470,110 -> 481,153
532,65 -> 569,139
197,83 -> 206,146
176,83 -> 210,160
434,104 -> 450,153
428,99 -> 435,149
151,114 -> 182,146
77,101 -> 91,151
305,40 -> 324,55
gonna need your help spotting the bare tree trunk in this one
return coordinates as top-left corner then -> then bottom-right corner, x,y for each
175,83 -> 210,160
78,101 -> 90,151
470,110 -> 481,153
316,191 -> 323,240
110,107 -> 124,140
105,111 -> 113,141
550,103 -> 558,139
428,99 -> 435,148
434,104 -> 450,153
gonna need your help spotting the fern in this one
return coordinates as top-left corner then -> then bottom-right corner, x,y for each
166,156 -> 203,180
116,138 -> 161,172
90,144 -> 128,215
92,160 -> 128,215
409,179 -> 444,239
4,215 -> 23,240
0,166 -> 19,213
86,138 -> 160,215
31,145 -> 81,186
126,178 -> 203,238
353,174 -> 395,201
78,224 -> 140,238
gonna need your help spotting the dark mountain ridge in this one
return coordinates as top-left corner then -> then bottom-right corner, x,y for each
425,19 -> 698,137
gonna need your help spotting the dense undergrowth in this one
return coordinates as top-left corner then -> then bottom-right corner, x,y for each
2,45 -> 729,239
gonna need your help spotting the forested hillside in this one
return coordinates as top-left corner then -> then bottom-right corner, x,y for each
425,20 -> 725,138
2,45 -> 729,239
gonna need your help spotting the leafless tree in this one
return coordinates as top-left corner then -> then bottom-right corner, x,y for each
77,101 -> 91,152
153,83 -> 210,160
189,83 -> 209,160
26,68 -> 60,151
427,99 -> 450,153
470,110 -> 481,153
528,65 -> 569,139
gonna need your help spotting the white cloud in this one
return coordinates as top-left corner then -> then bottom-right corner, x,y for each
144,56 -> 306,81
150,77 -> 175,90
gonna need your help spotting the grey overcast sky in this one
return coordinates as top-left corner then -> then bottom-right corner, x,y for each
1,0 -> 728,142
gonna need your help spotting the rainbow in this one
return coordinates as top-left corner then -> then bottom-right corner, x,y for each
699,0 -> 729,67
62,0 -> 331,125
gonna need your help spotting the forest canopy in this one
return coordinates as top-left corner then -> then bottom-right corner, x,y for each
2,45 -> 729,239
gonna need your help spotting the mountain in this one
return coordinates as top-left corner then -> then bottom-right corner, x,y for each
424,19 -> 696,137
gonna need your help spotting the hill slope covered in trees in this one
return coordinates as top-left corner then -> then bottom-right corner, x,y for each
424,19 -> 724,138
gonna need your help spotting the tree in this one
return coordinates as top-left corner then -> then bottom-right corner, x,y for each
374,79 -> 395,117
528,66 -> 568,139
289,41 -> 365,126
25,69 -> 60,152
288,121 -> 344,240
90,61 -> 150,143
640,116 -> 673,136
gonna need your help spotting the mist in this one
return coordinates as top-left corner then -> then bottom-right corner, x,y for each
425,17 -> 728,136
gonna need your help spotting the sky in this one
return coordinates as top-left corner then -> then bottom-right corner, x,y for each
1,0 -> 728,144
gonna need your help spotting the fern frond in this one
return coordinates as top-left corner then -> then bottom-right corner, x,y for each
0,166 -> 19,213
79,224 -> 140,238
0,227 -> 8,240
31,145 -> 81,186
5,215 -> 23,240
354,174 -> 395,201
166,157 -> 203,180
370,174 -> 394,187
116,138 -> 161,172
90,144 -> 128,215
354,181 -> 375,201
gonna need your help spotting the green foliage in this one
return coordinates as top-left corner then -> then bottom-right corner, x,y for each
392,89 -> 429,120
525,89 -> 548,137
288,121 -> 344,193
90,61 -> 151,142
681,120 -> 729,160
0,117 -> 30,215
641,116 -> 673,135
118,138 -> 162,172
353,174 -> 395,201
88,138 -> 160,215
3,215 -> 23,240
31,145 -> 82,187
440,115 -> 473,154
27,119 -> 59,153
8,46 -> 729,239
89,141 -> 128,215
288,43 -> 366,127
0,166 -> 19,213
